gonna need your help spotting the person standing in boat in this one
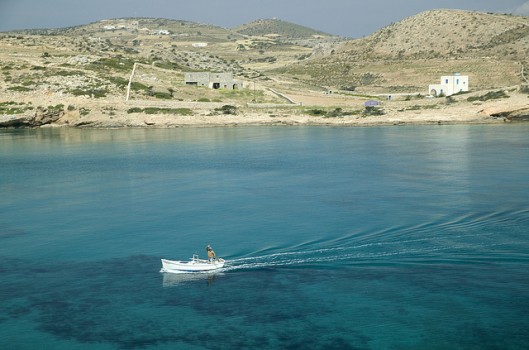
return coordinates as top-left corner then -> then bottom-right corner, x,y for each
206,244 -> 216,262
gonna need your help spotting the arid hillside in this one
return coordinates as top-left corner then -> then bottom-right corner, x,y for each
1,11 -> 529,128
279,10 -> 529,93
0,17 -> 339,98
234,19 -> 331,40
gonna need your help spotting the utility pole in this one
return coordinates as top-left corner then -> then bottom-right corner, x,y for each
126,63 -> 138,102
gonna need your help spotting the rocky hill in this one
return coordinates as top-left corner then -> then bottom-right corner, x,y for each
279,10 -> 529,92
20,17 -> 239,41
1,11 -> 529,128
234,19 -> 331,39
338,10 -> 529,60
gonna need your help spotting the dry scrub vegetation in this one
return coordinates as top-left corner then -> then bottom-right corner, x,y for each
1,11 -> 529,127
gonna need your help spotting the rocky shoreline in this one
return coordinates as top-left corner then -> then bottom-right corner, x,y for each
1,90 -> 528,129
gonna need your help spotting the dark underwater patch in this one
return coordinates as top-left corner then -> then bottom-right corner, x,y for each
0,255 -> 346,349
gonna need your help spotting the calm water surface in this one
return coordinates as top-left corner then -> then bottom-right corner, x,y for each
1,126 -> 528,349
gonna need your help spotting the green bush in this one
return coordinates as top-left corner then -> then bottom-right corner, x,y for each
127,107 -> 193,116
69,88 -> 107,98
53,70 -> 85,77
153,91 -> 172,100
363,106 -> 385,116
48,104 -> 64,112
305,108 -> 354,118
127,107 -> 143,114
215,105 -> 237,115
107,76 -> 129,88
327,108 -> 346,117
306,109 -> 326,116
7,86 -> 32,92
90,57 -> 134,72
446,96 -> 456,104
467,90 -> 509,102
0,101 -> 33,115
131,82 -> 150,92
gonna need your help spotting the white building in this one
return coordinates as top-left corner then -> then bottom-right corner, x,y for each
429,74 -> 469,97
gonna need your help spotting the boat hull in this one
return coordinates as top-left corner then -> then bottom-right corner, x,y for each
161,257 -> 225,273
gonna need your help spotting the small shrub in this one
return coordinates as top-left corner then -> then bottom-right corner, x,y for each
107,76 -> 128,88
103,107 -> 116,116
197,98 -> 211,102
363,106 -> 385,116
467,90 -> 509,102
53,70 -> 85,77
0,101 -> 33,115
127,107 -> 143,114
306,109 -> 326,116
91,57 -> 134,72
70,88 -> 107,98
131,82 -> 150,92
304,108 -> 354,118
341,85 -> 356,92
215,105 -> 237,115
7,86 -> 31,92
79,108 -> 90,116
48,104 -> 64,112
127,107 -> 193,116
153,91 -> 172,100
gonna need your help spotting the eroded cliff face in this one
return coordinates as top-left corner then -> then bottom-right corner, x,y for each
0,106 -> 67,128
491,108 -> 529,122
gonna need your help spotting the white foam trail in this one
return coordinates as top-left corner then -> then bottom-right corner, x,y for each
220,231 -> 500,272
222,247 -> 444,271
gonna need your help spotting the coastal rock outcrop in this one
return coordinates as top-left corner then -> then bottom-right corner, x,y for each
490,107 -> 529,121
0,107 -> 65,128
0,115 -> 33,128
33,107 -> 64,126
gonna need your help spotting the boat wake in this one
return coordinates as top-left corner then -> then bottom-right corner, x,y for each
221,246 -> 420,272
165,209 -> 521,274
221,229 -> 502,272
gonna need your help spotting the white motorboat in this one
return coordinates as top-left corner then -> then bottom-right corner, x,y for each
161,254 -> 225,273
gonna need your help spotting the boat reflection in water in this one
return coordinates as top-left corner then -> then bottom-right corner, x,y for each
161,271 -> 223,287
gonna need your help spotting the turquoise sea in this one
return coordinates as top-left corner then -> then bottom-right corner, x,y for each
1,125 -> 528,349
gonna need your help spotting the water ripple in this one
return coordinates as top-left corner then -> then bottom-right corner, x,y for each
221,208 -> 529,271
